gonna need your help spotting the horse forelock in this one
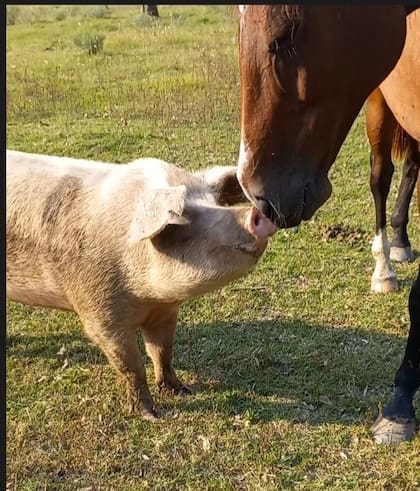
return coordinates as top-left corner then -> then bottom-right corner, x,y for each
276,4 -> 301,23
239,5 -> 302,40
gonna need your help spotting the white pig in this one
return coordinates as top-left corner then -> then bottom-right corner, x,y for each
6,150 -> 276,419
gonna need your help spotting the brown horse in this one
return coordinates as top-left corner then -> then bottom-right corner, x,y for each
237,5 -> 419,443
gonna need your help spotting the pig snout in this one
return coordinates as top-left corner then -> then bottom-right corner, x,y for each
246,206 -> 277,240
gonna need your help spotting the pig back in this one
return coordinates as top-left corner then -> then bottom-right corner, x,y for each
6,151 -> 136,311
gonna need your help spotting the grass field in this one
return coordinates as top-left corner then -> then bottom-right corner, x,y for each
6,5 -> 420,490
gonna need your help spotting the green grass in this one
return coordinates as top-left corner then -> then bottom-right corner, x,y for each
6,5 -> 420,490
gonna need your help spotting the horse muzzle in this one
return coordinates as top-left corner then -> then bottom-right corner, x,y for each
239,172 -> 332,229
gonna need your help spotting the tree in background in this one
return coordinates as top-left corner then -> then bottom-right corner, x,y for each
142,5 -> 159,17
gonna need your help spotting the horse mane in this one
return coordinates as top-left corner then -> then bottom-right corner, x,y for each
392,123 -> 416,161
278,5 -> 301,23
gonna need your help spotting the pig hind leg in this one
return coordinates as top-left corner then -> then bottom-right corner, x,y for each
140,308 -> 192,395
82,319 -> 159,420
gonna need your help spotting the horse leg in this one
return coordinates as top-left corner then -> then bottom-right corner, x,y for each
372,264 -> 420,443
366,88 -> 398,293
390,142 -> 419,262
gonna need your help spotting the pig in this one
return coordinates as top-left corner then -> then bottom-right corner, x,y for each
6,150 -> 276,419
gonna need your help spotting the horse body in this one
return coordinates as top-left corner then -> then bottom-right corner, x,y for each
380,11 -> 420,141
238,5 -> 420,443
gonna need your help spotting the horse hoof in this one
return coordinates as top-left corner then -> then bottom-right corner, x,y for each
390,246 -> 414,263
370,276 -> 399,293
371,414 -> 416,444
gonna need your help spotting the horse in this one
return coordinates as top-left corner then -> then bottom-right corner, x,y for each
366,89 -> 419,293
237,5 -> 420,444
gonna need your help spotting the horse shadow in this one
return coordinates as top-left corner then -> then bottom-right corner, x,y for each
7,303 -> 415,428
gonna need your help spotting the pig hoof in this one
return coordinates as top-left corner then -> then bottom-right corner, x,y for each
175,384 -> 193,396
128,401 -> 160,420
142,407 -> 160,421
158,380 -> 192,396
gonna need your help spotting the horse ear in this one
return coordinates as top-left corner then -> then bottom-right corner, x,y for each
200,166 -> 249,205
129,185 -> 190,241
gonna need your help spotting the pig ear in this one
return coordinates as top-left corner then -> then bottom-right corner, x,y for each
130,185 -> 190,241
200,166 -> 249,206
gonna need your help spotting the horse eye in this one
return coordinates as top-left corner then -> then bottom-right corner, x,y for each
268,36 -> 288,54
268,24 -> 298,55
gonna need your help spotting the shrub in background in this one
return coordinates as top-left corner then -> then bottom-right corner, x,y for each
6,6 -> 20,25
74,32 -> 105,55
85,6 -> 111,19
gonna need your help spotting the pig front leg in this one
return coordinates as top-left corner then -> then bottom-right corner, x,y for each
82,319 -> 159,420
140,307 -> 192,396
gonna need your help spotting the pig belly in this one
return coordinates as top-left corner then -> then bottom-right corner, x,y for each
7,270 -> 73,311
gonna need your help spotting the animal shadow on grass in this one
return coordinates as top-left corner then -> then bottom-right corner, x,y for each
171,319 -> 412,427
6,305 -> 412,427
